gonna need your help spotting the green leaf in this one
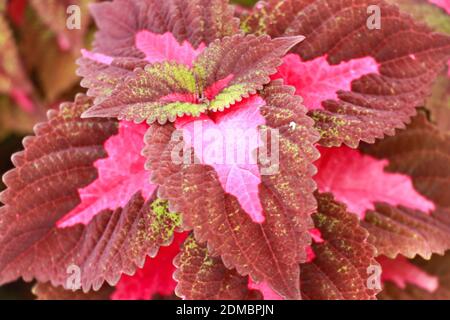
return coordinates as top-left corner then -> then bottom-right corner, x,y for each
82,62 -> 207,124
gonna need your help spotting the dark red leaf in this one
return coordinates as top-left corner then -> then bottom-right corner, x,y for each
0,95 -> 183,291
90,0 -> 239,56
361,114 -> 450,212
363,204 -> 450,259
300,193 -> 380,300
77,0 -> 239,103
173,235 -> 263,300
361,114 -> 450,260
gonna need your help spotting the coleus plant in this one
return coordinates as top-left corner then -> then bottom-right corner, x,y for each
1,0 -> 450,300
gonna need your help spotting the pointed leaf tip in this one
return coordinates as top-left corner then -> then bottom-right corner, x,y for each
275,35 -> 305,52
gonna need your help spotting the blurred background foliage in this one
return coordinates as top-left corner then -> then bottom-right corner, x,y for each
0,0 -> 449,299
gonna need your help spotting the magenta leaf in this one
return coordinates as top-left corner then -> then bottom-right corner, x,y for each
135,31 -> 205,67
273,54 -> 379,111
379,256 -> 438,293
429,0 -> 450,14
314,146 -> 435,220
361,114 -> 450,259
58,121 -> 156,227
175,96 -> 266,222
379,253 -> 450,300
112,232 -> 188,300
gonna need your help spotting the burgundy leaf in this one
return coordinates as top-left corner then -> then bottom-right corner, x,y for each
90,0 -> 238,57
0,95 -> 182,291
361,114 -> 450,259
193,34 -> 304,112
300,193 -> 380,300
363,204 -> 450,259
148,161 -> 305,300
78,0 -> 239,102
77,57 -> 149,105
0,94 -> 115,286
361,114 -> 450,212
0,191 -> 184,292
173,235 -> 263,300
82,62 -> 206,124
258,80 -> 320,222
243,0 -> 450,147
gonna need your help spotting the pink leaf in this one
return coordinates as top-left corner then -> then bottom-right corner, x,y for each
58,121 -> 156,227
80,49 -> 114,65
112,232 -> 187,300
379,256 -> 439,293
135,31 -> 205,66
314,146 -> 435,219
272,54 -> 379,111
81,31 -> 205,68
175,96 -> 266,223
10,88 -> 35,113
429,0 -> 450,14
